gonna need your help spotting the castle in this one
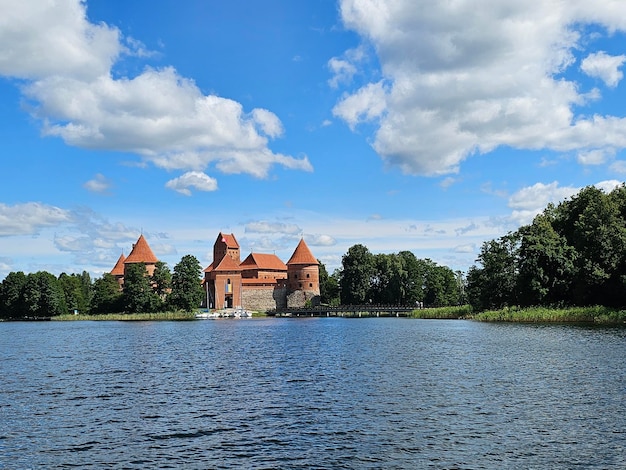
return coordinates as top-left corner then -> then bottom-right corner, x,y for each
111,232 -> 320,311
203,232 -> 320,311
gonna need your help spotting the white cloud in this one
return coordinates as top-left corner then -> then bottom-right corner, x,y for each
610,160 -> 626,174
576,148 -> 614,165
165,171 -> 218,196
453,244 -> 475,254
245,221 -> 301,235
0,202 -> 72,236
594,179 -> 622,193
306,234 -> 336,246
0,0 -> 310,181
336,0 -> 626,175
332,81 -> 387,130
581,51 -> 626,87
328,46 -> 367,88
507,180 -> 622,225
328,58 -> 358,89
0,0 -> 120,80
83,173 -> 111,193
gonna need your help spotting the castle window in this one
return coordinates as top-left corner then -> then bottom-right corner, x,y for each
299,283 -> 302,288
307,273 -> 310,278
309,283 -> 313,288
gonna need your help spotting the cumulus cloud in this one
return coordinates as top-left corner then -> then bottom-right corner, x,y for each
245,221 -> 302,235
306,234 -> 336,246
507,180 -> 622,225
335,0 -> 626,175
332,81 -> 387,130
0,202 -> 72,236
0,0 -> 310,181
581,51 -> 626,87
165,171 -> 218,196
576,148 -> 614,165
84,173 -> 112,193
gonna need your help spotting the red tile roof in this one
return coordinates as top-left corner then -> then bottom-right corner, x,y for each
213,254 -> 242,272
124,234 -> 159,264
111,253 -> 126,276
287,238 -> 318,265
203,262 -> 214,273
218,232 -> 239,249
240,253 -> 287,271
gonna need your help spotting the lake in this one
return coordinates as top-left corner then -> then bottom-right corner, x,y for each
1,318 -> 625,469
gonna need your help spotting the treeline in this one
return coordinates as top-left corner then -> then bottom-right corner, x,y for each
467,184 -> 626,312
0,255 -> 204,319
319,244 -> 465,307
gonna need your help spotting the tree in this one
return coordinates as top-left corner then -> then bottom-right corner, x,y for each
466,233 -> 520,311
152,261 -> 172,301
424,264 -> 459,307
78,271 -> 93,313
370,253 -> 406,304
169,255 -> 204,312
123,263 -> 160,313
91,273 -> 123,314
22,271 -> 67,317
318,261 -> 340,305
340,244 -> 374,304
59,273 -> 89,314
398,251 -> 422,305
517,214 -> 576,306
0,271 -> 27,319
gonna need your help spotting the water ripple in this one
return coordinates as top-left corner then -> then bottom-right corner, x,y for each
0,319 -> 625,468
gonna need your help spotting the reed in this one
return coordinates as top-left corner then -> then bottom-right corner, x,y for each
472,306 -> 626,324
54,311 -> 197,321
409,305 -> 472,319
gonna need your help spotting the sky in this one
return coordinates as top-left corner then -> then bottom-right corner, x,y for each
1,0 -> 626,279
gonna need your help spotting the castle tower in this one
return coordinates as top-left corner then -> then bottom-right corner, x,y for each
111,253 -> 126,288
213,232 -> 240,266
124,234 -> 159,277
286,238 -> 320,294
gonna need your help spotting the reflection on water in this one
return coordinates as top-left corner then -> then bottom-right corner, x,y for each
1,319 -> 625,468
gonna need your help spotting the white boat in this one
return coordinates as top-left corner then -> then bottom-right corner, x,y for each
195,311 -> 220,319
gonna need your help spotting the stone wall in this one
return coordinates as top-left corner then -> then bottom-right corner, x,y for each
286,290 -> 321,309
242,286 -> 287,312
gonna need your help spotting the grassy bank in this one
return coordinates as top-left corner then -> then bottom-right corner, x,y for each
53,311 -> 197,321
472,306 -> 626,324
409,305 -> 472,319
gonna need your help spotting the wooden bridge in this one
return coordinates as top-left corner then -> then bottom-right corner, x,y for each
268,305 -> 417,318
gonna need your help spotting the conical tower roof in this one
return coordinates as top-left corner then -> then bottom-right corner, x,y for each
111,253 -> 126,276
124,234 -> 159,264
287,238 -> 318,265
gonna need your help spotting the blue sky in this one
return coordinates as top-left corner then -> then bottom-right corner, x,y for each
1,0 -> 626,279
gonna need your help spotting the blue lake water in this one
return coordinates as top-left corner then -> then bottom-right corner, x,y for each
1,318 -> 625,469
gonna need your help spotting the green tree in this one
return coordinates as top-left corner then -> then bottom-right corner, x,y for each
517,214 -> 577,306
318,261 -> 340,305
123,263 -> 160,313
152,261 -> 172,301
169,255 -> 204,312
22,271 -> 67,317
78,271 -> 93,313
466,233 -> 520,311
340,244 -> 374,304
59,273 -> 89,314
424,264 -> 459,307
91,273 -> 123,314
370,253 -> 406,304
0,271 -> 27,319
398,251 -> 422,305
